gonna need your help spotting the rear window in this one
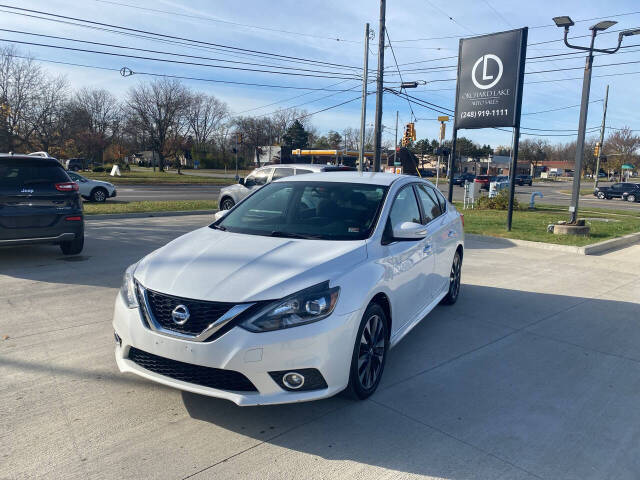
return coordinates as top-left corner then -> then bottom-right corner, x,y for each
0,159 -> 70,186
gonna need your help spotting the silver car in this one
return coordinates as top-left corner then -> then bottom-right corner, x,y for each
218,164 -> 355,210
67,171 -> 117,202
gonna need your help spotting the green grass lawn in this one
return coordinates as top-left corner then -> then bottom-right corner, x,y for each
84,200 -> 218,215
558,188 -> 596,196
82,169 -> 230,185
458,205 -> 640,246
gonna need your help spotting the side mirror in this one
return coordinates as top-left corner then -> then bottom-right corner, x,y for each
213,210 -> 228,221
392,221 -> 428,240
238,177 -> 245,185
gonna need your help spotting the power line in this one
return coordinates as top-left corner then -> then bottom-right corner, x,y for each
16,54 -> 361,91
0,29 -> 359,75
0,4 -> 360,70
0,38 -> 362,80
385,29 -> 416,121
92,0 -> 360,44
394,10 -> 640,42
296,94 -> 366,120
522,100 -> 603,115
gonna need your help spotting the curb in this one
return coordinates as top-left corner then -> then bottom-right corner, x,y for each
85,209 -> 217,221
466,232 -> 640,255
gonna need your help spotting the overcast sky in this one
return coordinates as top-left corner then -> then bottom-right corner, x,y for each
2,0 -> 640,149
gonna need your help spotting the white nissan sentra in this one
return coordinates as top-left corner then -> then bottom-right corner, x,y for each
113,172 -> 464,406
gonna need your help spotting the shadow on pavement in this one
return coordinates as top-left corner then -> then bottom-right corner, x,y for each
178,286 -> 640,479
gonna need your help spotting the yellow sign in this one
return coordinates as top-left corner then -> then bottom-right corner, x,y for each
437,116 -> 450,122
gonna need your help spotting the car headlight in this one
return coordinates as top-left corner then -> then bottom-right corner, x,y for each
240,282 -> 340,332
120,262 -> 139,309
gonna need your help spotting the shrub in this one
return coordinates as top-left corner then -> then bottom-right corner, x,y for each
92,166 -> 105,172
476,189 -> 519,210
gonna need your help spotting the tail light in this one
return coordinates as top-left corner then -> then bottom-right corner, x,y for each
56,182 -> 79,192
65,216 -> 82,221
460,214 -> 464,227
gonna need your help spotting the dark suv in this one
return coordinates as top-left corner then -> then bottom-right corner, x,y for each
516,175 -> 533,186
452,173 -> 476,186
0,154 -> 84,254
594,182 -> 640,200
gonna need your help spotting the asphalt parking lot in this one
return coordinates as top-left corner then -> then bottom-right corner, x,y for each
2,214 -> 640,479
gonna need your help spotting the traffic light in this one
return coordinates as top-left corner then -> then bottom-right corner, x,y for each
594,142 -> 600,157
407,122 -> 416,141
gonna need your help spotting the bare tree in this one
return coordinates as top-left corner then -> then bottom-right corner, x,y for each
126,78 -> 190,171
30,75 -> 69,154
186,93 -> 229,155
0,46 -> 43,151
605,127 -> 640,179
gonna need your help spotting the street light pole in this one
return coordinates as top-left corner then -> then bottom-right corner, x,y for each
552,16 -> 639,223
594,84 -> 609,189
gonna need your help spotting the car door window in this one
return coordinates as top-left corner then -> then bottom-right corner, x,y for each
388,185 -> 421,228
254,169 -> 272,185
67,172 -> 79,181
272,167 -> 294,180
612,183 -> 622,190
415,184 -> 442,224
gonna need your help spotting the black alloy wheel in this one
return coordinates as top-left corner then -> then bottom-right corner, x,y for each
347,303 -> 389,400
221,197 -> 235,210
441,250 -> 462,305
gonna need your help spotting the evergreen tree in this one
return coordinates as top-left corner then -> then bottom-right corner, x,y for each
282,119 -> 309,149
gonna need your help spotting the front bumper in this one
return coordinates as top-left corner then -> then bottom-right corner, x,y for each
112,293 -> 361,406
110,189 -> 117,198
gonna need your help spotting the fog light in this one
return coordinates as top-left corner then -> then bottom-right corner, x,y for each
114,332 -> 122,346
282,372 -> 305,390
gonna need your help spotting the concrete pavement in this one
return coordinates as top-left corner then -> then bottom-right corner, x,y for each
1,215 -> 640,479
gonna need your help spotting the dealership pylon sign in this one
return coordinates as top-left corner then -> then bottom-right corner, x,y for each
448,27 -> 528,231
454,28 -> 528,129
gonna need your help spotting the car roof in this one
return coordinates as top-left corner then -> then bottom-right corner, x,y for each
261,164 -> 327,172
0,154 -> 61,164
275,171 -> 409,186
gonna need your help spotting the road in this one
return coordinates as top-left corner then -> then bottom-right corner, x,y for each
2,215 -> 640,479
113,184 -> 223,202
111,180 -> 640,212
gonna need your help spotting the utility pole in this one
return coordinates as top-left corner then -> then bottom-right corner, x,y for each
372,0 -> 386,172
594,84 -> 609,189
394,110 -> 398,166
358,23 -> 370,173
234,133 -> 239,180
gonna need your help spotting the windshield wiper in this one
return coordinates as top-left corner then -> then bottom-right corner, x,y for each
211,224 -> 226,231
270,231 -> 321,239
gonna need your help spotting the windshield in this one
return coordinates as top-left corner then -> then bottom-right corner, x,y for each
214,181 -> 388,240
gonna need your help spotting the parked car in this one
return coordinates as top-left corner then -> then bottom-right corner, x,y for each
65,158 -> 88,171
452,173 -> 476,186
0,154 -> 84,254
114,172 -> 464,405
474,175 -> 495,190
417,168 -> 435,177
218,164 -> 356,210
66,171 -> 117,202
516,174 -> 533,186
594,183 -> 640,200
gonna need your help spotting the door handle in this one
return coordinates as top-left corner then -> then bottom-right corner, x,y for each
448,230 -> 457,238
423,243 -> 433,254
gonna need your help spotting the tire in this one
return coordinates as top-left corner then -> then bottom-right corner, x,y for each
345,303 -> 389,400
627,194 -> 637,203
60,234 -> 84,255
220,197 -> 235,210
597,191 -> 606,199
90,187 -> 108,203
441,250 -> 462,305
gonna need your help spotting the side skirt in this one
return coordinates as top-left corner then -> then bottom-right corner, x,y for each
389,287 -> 448,349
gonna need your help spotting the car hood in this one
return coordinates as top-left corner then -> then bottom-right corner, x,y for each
134,227 -> 367,302
220,184 -> 248,195
92,180 -> 115,188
